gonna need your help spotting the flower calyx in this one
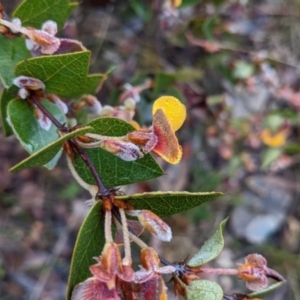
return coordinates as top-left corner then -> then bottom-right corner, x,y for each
134,247 -> 175,300
237,253 -> 285,291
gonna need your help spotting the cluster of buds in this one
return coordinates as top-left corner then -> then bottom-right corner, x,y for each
171,253 -> 285,299
0,16 -> 85,56
71,244 -> 175,300
72,192 -> 175,300
12,76 -> 69,131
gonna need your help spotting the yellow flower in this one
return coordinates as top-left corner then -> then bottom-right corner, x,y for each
171,0 -> 182,8
261,129 -> 286,147
152,96 -> 186,132
151,96 -> 186,164
127,96 -> 186,164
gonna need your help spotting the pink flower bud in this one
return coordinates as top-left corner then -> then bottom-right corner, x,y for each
48,94 -> 68,114
13,76 -> 45,91
101,140 -> 143,162
26,28 -> 60,54
82,95 -> 102,114
128,210 -> 172,242
41,20 -> 57,36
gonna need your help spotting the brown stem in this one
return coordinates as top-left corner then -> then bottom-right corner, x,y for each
31,94 -> 67,131
69,139 -> 110,197
30,94 -> 110,197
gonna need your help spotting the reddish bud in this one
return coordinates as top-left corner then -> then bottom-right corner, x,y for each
101,139 -> 143,162
134,210 -> 172,242
71,278 -> 120,300
126,130 -> 152,146
82,95 -> 102,114
47,94 -> 68,114
26,28 -> 60,54
13,76 -> 45,91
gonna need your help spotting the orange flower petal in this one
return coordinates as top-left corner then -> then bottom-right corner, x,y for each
152,96 -> 186,132
261,129 -> 286,147
152,109 -> 182,164
172,0 -> 182,8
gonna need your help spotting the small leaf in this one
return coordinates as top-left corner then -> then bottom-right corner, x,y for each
0,85 -> 19,136
116,191 -> 223,217
0,36 -> 30,88
10,126 -> 92,171
66,201 -> 105,300
73,117 -> 164,187
13,0 -> 76,30
247,281 -> 286,298
15,51 -> 91,98
187,218 -> 227,267
80,74 -> 107,95
8,99 -> 67,169
154,72 -> 176,97
261,148 -> 282,169
186,280 -> 223,300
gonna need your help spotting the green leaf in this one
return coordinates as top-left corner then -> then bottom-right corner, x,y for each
154,72 -> 176,97
66,201 -> 105,300
73,117 -> 164,187
233,61 -> 255,80
165,86 -> 186,103
0,36 -> 30,88
129,0 -> 152,21
13,0 -> 76,30
116,191 -> 223,218
264,114 -> 284,132
7,99 -> 67,169
10,126 -> 92,171
186,280 -> 223,300
174,67 -> 203,83
80,73 -> 107,95
187,218 -> 227,267
247,281 -> 286,298
15,51 -> 91,98
202,15 -> 218,41
0,86 -> 18,136
261,147 -> 282,169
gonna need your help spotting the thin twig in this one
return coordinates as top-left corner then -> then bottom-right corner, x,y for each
68,139 -> 110,197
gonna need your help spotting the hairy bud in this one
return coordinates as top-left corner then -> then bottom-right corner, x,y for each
128,210 -> 172,242
26,28 -> 60,54
13,76 -> 45,91
101,139 -> 143,162
41,20 -> 57,36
